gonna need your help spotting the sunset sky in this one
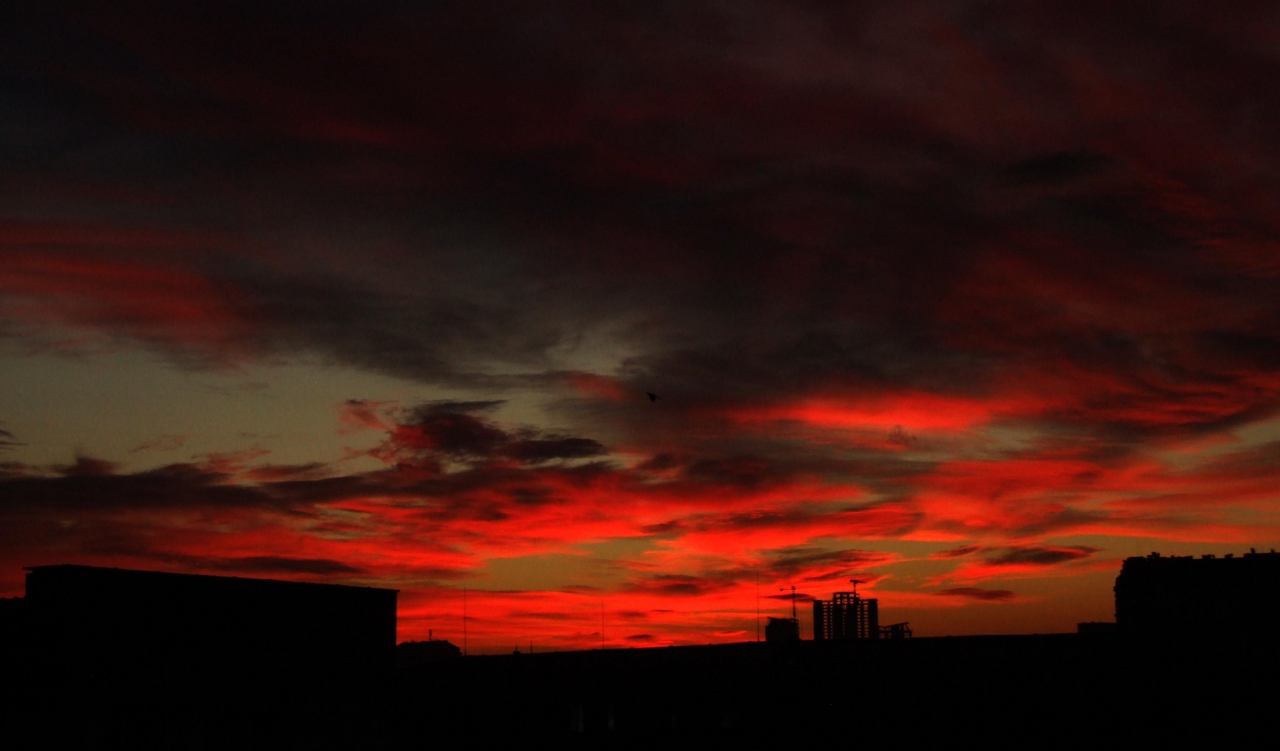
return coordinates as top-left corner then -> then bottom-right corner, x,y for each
3,2 -> 1280,651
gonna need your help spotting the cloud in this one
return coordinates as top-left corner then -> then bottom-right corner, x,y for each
2,2 -> 1277,434
151,553 -> 364,576
392,404 -> 508,458
56,456 -> 119,477
764,546 -> 892,582
934,588 -> 1017,602
504,437 -> 606,463
375,402 -> 604,466
129,434 -> 187,453
0,428 -> 21,451
626,574 -> 729,598
936,545 -> 1104,586
984,546 -> 1098,567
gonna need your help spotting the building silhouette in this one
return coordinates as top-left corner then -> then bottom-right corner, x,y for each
6,560 -> 1279,746
397,637 -> 462,665
23,564 -> 398,674
880,621 -> 913,639
764,616 -> 800,641
1115,550 -> 1280,634
1076,621 -> 1117,635
813,588 -> 879,640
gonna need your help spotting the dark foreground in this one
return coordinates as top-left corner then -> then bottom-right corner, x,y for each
4,634 -> 1278,748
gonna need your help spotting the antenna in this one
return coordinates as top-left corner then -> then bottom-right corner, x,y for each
780,585 -> 797,620
755,570 -> 761,642
850,579 -> 863,597
600,598 -> 605,650
462,586 -> 468,657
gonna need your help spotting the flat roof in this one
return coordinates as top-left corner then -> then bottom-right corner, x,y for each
24,564 -> 398,594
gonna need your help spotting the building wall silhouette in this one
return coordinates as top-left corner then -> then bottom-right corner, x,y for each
764,616 -> 800,642
1115,551 -> 1280,634
397,638 -> 462,666
24,564 -> 398,674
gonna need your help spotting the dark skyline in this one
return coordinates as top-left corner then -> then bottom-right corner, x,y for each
3,2 -> 1280,650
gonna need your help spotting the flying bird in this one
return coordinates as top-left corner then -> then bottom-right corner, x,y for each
647,392 -> 659,402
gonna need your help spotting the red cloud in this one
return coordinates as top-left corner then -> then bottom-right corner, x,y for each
2,406 -> 1277,646
0,242 -> 249,356
728,392 -> 1028,433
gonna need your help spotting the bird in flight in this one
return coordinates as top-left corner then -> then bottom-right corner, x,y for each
647,392 -> 659,402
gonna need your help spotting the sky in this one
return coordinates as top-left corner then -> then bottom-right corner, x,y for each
3,2 -> 1280,652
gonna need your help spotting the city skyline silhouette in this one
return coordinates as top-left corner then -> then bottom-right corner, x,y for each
2,555 -> 1277,746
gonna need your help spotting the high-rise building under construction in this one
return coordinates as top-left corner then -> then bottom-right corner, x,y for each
812,589 -> 879,640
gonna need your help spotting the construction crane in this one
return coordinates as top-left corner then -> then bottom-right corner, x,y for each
780,585 -> 797,620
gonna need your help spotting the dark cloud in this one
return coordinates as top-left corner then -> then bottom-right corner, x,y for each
626,574 -> 729,598
399,407 -> 508,458
508,611 -> 577,621
765,547 -> 886,581
935,588 -> 1017,601
2,1 -> 1277,447
764,592 -> 815,604
56,456 -> 120,477
984,546 -> 1098,567
0,461 -> 281,512
639,520 -> 683,535
504,437 -> 606,463
1005,150 -> 1118,186
0,428 -> 20,451
129,434 -> 187,453
153,553 -> 364,576
637,454 -> 683,472
683,456 -> 787,489
380,402 -> 606,466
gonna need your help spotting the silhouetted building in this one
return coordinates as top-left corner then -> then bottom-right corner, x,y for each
0,595 -> 24,624
23,564 -> 398,674
764,616 -> 800,642
1077,622 -> 1116,635
813,590 -> 879,640
398,638 -> 462,666
1115,550 -> 1280,635
879,622 -> 912,639
0,596 -> 25,655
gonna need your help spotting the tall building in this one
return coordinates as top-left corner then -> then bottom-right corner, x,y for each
813,590 -> 879,640
1114,550 -> 1280,634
